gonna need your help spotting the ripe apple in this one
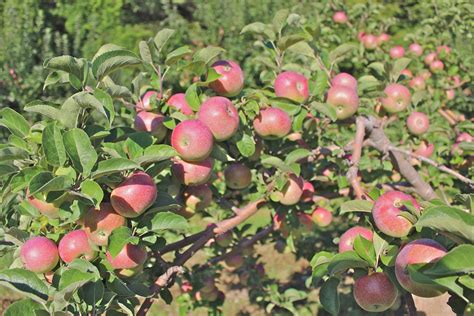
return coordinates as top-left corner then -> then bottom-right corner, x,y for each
106,243 -> 147,277
180,280 -> 193,293
253,107 -> 292,139
407,112 -> 430,136
83,203 -> 126,246
430,60 -> 444,72
274,71 -> 309,103
225,252 -> 244,268
58,230 -> 96,263
414,141 -> 434,158
436,45 -> 451,55
136,90 -> 161,112
372,191 -> 420,237
457,132 -> 473,143
273,213 -> 289,237
311,207 -> 332,227
26,189 -> 59,218
332,11 -> 348,24
278,173 -> 304,205
197,96 -> 239,141
362,34 -> 378,50
400,69 -> 413,78
209,60 -> 244,97
183,184 -> 213,214
110,171 -> 157,218
327,85 -> 359,120
297,213 -> 314,232
301,181 -> 315,203
420,70 -> 432,80
409,43 -> 423,56
215,230 -> 233,247
424,52 -> 438,65
20,236 -> 59,273
224,163 -> 252,189
409,76 -> 426,91
353,272 -> 398,312
167,93 -> 193,115
172,157 -> 213,186
171,119 -> 214,161
446,89 -> 455,100
331,73 -> 358,91
395,239 -> 447,297
338,226 -> 373,253
389,46 -> 405,59
376,33 -> 390,45
381,84 -> 411,113
134,111 -> 167,142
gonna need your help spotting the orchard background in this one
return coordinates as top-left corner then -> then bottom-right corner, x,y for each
0,0 -> 473,315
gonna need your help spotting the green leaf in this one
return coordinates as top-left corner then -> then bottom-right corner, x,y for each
63,129 -> 98,177
139,41 -> 152,63
44,55 -> 84,80
236,133 -> 256,158
277,34 -> 307,51
241,22 -> 274,39
0,269 -> 49,302
288,42 -> 314,58
24,101 -> 61,122
29,172 -> 73,195
373,231 -> 389,266
92,48 -> 141,82
327,251 -> 369,275
415,205 -> 474,242
285,148 -> 310,165
153,28 -> 175,53
310,251 -> 335,283
91,158 -> 140,179
42,122 -> 66,167
310,102 -> 337,121
329,43 -> 357,64
0,164 -> 18,177
0,108 -> 30,138
94,89 -> 115,127
261,155 -> 294,173
272,9 -> 289,33
185,83 -> 201,111
4,298 -> 45,316
310,71 -> 329,97
135,145 -> 177,165
0,147 -> 29,162
422,245 -> 474,276
108,227 -> 135,258
149,211 -> 188,231
81,180 -> 103,208
320,277 -> 340,315
166,46 -> 192,66
193,46 -> 225,64
339,200 -> 374,214
353,235 -> 376,267
57,268 -> 94,301
72,92 -> 108,124
391,58 -> 411,82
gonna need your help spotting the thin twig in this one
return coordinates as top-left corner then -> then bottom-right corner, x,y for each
346,117 -> 368,199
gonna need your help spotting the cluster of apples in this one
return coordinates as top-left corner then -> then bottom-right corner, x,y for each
335,191 -> 447,312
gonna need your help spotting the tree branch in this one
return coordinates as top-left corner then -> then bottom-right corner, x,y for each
404,292 -> 417,316
346,116 -> 368,199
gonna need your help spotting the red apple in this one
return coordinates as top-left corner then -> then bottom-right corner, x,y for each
311,207 -> 332,227
436,45 -> 451,55
197,96 -> 239,141
297,213 -> 314,232
180,280 -> 193,293
395,239 -> 447,297
26,189 -> 59,219
83,203 -> 126,246
327,85 -> 359,120
331,73 -> 358,91
279,174 -> 304,205
354,272 -> 398,312
400,69 -> 413,78
389,46 -> 405,59
253,107 -> 292,139
274,71 -> 309,103
215,231 -> 233,247
409,43 -> 423,56
136,91 -> 161,112
420,70 -> 432,80
414,141 -> 434,158
362,34 -> 378,50
372,191 -> 420,237
110,171 -> 157,218
134,111 -> 167,142
172,157 -> 213,186
167,93 -> 193,115
209,60 -> 244,97
301,181 -> 315,202
225,252 -> 244,268
224,163 -> 252,189
58,230 -> 96,263
430,60 -> 444,72
381,84 -> 411,113
273,213 -> 289,237
424,52 -> 438,65
339,226 -> 373,253
457,132 -> 473,143
20,236 -> 59,273
446,89 -> 455,100
409,76 -> 426,91
407,112 -> 430,136
332,11 -> 348,23
377,33 -> 390,45
171,120 -> 214,161
183,184 -> 212,213
106,243 -> 147,276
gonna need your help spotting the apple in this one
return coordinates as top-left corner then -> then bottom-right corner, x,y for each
331,73 -> 358,91
20,236 -> 59,273
224,163 -> 252,189
372,191 -> 420,237
106,243 -> 147,276
197,96 -> 239,141
297,213 -> 314,232
110,171 -> 157,218
180,280 -> 193,293
420,70 -> 432,80
26,189 -> 59,218
409,43 -> 423,56
134,111 -> 167,142
278,173 -> 304,205
353,272 -> 398,312
274,71 -> 309,103
332,11 -> 348,24
339,226 -> 373,253
381,83 -> 411,113
225,252 -> 244,268
215,231 -> 233,247
358,31 -> 366,41
183,184 -> 213,214
311,207 -> 332,227
430,60 -> 444,72
436,45 -> 451,55
58,230 -> 96,263
209,60 -> 244,97
167,93 -> 193,115
424,52 -> 438,65
446,89 -> 455,100
83,203 -> 126,246
389,46 -> 405,59
407,112 -> 430,136
136,90 -> 161,112
414,141 -> 434,158
253,107 -> 292,139
327,85 -> 359,120
301,181 -> 315,202
457,132 -> 473,143
172,157 -> 213,186
362,34 -> 378,50
377,33 -> 390,45
273,213 -> 289,237
409,76 -> 426,91
171,119 -> 214,161
400,69 -> 413,78
395,239 -> 447,297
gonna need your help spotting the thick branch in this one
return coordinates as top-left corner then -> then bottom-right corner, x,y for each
158,230 -> 209,255
346,116 -> 368,199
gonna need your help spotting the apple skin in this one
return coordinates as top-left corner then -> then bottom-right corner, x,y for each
395,239 -> 447,297
331,73 -> 358,91
414,141 -> 434,158
83,203 -> 126,246
332,11 -> 348,23
171,119 -> 214,162
134,111 -> 167,142
136,91 -> 161,112
225,253 -> 245,268
436,45 -> 451,55
106,243 -> 147,276
430,60 -> 444,72
362,34 -> 378,50
297,213 -> 314,232
372,191 -> 420,238
409,76 -> 426,91
457,132 -> 473,143
183,184 -> 213,214
253,108 -> 292,139
27,190 -> 59,219
409,43 -> 423,56
274,71 -> 309,103
279,173 -> 304,205
58,230 -> 96,263
446,89 -> 455,100
377,33 -> 390,45
301,181 -> 315,203
339,226 -> 373,253
389,46 -> 405,59
224,163 -> 252,190
20,236 -> 59,273
215,231 -> 233,247
400,69 -> 413,78
167,93 -> 193,115
407,112 -> 430,136
353,272 -> 398,312
273,213 -> 289,237
197,96 -> 239,141
311,207 -> 332,227
209,60 -> 244,97
110,171 -> 157,218
381,84 -> 411,113
172,157 -> 213,186
327,85 -> 359,120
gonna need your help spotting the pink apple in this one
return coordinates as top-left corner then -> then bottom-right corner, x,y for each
197,96 -> 239,141
301,181 -> 315,202
274,71 -> 309,103
106,243 -> 147,277
333,11 -> 348,24
26,189 -> 59,219
409,43 -> 423,56
21,236 -> 59,273
354,272 -> 398,312
430,60 -> 444,72
171,120 -> 214,161
389,46 -> 405,59
400,69 -> 413,78
331,73 -> 358,91
209,60 -> 244,97
377,33 -> 391,45
339,226 -> 373,253
136,91 -> 161,112
253,107 -> 292,139
327,85 -> 359,119
381,84 -> 411,113
409,76 -> 426,91
311,207 -> 332,227
83,203 -> 126,246
362,34 -> 378,50
167,93 -> 193,115
58,230 -> 96,263
457,132 -> 473,143
278,173 -> 304,205
407,112 -> 430,136
414,141 -> 435,158
424,52 -> 437,65
183,184 -> 213,214
172,157 -> 213,186
224,163 -> 252,189
436,45 -> 451,55
446,89 -> 455,100
134,111 -> 167,142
